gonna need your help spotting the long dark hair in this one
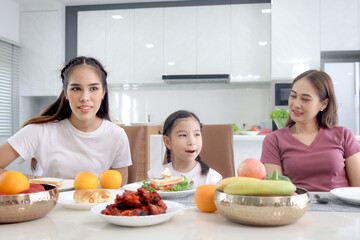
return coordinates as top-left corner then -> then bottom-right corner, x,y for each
285,69 -> 338,128
163,110 -> 209,175
23,56 -> 110,171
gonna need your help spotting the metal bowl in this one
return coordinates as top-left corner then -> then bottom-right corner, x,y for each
214,187 -> 310,226
0,184 -> 59,223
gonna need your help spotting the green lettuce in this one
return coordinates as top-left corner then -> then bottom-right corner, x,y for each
142,176 -> 189,192
270,108 -> 289,119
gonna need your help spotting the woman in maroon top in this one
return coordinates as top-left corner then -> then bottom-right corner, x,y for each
261,70 -> 360,191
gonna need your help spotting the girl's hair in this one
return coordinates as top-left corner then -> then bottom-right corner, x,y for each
285,69 -> 338,128
23,56 -> 110,171
163,110 -> 209,175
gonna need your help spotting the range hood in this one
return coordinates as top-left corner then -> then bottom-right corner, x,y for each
162,74 -> 230,84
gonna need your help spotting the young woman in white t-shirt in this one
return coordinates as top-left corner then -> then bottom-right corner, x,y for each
0,56 -> 131,184
147,110 -> 222,186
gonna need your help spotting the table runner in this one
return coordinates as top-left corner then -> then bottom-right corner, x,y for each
168,192 -> 360,212
309,192 -> 360,212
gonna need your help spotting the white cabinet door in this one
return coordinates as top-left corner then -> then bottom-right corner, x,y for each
271,0 -> 320,79
105,9 -> 134,84
134,8 -> 163,83
197,5 -> 231,74
78,11 -> 106,65
164,6 -> 196,75
231,4 -> 270,82
321,0 -> 359,51
21,10 -> 60,96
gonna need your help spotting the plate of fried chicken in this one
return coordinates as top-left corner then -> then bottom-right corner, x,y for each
91,187 -> 184,226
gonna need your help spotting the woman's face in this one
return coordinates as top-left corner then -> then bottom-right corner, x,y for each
163,117 -> 202,164
65,66 -> 105,124
288,78 -> 328,125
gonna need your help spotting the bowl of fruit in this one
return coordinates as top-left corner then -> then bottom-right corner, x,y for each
214,159 -> 310,226
0,171 -> 59,223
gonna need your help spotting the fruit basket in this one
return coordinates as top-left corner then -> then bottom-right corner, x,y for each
0,184 -> 58,223
214,187 -> 310,226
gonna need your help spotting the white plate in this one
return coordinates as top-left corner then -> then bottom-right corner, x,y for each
123,182 -> 196,199
239,131 -> 260,135
59,179 -> 75,191
91,200 -> 184,227
330,187 -> 360,204
58,189 -> 124,210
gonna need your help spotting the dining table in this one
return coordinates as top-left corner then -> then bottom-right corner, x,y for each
1,188 -> 360,240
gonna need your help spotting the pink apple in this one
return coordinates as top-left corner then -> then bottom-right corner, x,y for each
237,158 -> 266,179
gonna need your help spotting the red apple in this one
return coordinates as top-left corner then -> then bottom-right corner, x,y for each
237,158 -> 266,179
19,183 -> 45,194
29,183 -> 46,191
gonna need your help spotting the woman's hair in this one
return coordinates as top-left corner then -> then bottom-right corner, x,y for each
163,110 -> 209,175
23,56 -> 110,171
285,69 -> 338,128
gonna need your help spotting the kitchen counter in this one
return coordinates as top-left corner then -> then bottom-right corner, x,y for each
2,201 -> 359,239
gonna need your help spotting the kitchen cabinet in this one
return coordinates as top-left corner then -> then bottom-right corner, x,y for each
163,6 -> 197,75
320,0 -> 359,51
105,9 -> 134,84
231,4 -> 270,82
197,5 -> 230,74
271,0 -> 320,79
134,8 -> 163,83
20,10 -> 60,96
77,10 -> 106,66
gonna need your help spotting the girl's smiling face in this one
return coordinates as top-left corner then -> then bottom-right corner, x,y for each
289,77 -> 328,125
66,66 -> 105,126
163,117 -> 202,164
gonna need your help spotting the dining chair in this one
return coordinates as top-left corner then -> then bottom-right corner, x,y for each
122,125 -> 145,184
163,124 -> 235,178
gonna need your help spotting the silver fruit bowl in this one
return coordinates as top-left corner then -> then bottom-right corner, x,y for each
0,184 -> 58,223
214,187 -> 310,226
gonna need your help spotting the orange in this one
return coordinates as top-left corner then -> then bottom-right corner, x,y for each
100,170 -> 122,189
74,172 -> 99,190
0,171 -> 30,195
194,184 -> 217,213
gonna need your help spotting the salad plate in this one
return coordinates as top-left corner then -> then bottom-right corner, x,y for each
58,189 -> 124,210
91,200 -> 184,227
123,182 -> 196,199
330,187 -> 360,204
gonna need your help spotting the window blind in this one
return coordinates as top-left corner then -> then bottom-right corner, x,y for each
0,39 -> 20,136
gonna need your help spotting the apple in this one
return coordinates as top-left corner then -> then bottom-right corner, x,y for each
19,183 -> 46,194
237,158 -> 266,179
251,127 -> 259,131
29,183 -> 46,191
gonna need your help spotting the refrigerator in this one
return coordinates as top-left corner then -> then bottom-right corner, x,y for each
324,62 -> 359,135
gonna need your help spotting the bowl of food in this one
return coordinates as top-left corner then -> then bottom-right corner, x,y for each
0,184 -> 59,223
214,187 -> 310,226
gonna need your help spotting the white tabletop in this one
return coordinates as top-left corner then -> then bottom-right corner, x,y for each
1,202 -> 360,240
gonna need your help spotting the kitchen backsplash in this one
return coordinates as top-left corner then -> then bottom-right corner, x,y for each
108,86 -> 271,128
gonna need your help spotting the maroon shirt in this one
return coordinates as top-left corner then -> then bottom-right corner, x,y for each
261,126 -> 360,191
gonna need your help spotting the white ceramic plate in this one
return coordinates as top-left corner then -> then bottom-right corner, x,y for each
123,182 -> 196,199
58,189 -> 124,210
330,187 -> 360,204
91,200 -> 184,227
59,179 -> 75,191
239,130 -> 260,135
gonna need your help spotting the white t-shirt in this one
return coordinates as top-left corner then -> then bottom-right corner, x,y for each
7,119 -> 132,178
147,162 -> 223,186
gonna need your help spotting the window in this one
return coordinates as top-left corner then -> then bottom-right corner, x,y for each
0,39 -> 20,136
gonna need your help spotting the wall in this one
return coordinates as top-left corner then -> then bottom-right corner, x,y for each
109,86 -> 271,128
0,0 -> 19,43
